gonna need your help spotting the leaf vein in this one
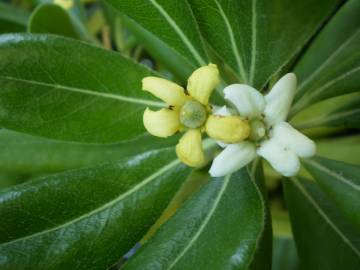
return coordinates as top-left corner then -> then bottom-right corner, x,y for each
167,174 -> 231,269
0,75 -> 164,107
249,0 -> 257,84
213,0 -> 247,82
292,177 -> 360,257
0,158 -> 180,246
148,0 -> 206,66
304,159 -> 360,192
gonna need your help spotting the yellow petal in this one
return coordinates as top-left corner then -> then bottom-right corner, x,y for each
187,63 -> 220,105
143,108 -> 180,138
205,115 -> 250,143
176,129 -> 205,167
142,77 -> 188,106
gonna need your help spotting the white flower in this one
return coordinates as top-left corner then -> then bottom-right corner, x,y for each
209,73 -> 316,177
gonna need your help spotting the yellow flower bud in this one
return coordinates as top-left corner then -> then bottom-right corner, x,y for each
142,77 -> 188,107
176,129 -> 205,167
205,115 -> 250,143
187,63 -> 219,105
143,108 -> 180,138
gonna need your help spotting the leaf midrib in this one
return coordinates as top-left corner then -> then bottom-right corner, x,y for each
148,0 -> 206,66
167,174 -> 231,269
213,0 -> 247,82
245,159 -> 267,269
298,29 -> 360,91
0,158 -> 180,247
304,159 -> 360,192
249,0 -> 257,84
292,177 -> 360,257
295,108 -> 360,130
292,66 -> 360,114
0,75 -> 164,107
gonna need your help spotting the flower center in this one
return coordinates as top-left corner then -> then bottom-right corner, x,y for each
180,100 -> 207,129
249,119 -> 266,141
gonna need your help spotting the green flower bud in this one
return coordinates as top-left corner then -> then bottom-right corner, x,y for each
249,119 -> 266,141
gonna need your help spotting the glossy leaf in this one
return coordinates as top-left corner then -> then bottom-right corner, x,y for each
294,96 -> 360,129
303,156 -> 360,228
122,15 -> 194,82
293,0 -> 360,114
0,34 -> 163,143
28,4 -> 83,39
284,177 -> 360,270
123,167 -> 268,270
105,0 -> 208,70
0,148 -> 190,270
189,0 -> 339,88
0,173 -> 31,190
0,129 -> 177,174
141,169 -> 209,243
0,2 -> 29,34
248,159 -> 272,270
290,92 -> 359,131
316,135 -> 360,166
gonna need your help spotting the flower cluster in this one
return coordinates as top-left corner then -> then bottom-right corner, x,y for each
143,64 -> 249,167
210,73 -> 316,177
142,64 -> 316,177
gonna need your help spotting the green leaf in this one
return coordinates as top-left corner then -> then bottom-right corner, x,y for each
0,173 -> 31,190
0,129 -> 177,174
292,0 -> 360,114
104,0 -> 208,70
123,167 -> 268,270
122,15 -> 195,82
28,4 -> 84,39
141,169 -> 210,243
293,95 -> 360,129
0,34 -> 163,143
248,159 -> 272,270
39,0 -> 92,23
283,177 -> 360,270
290,92 -> 359,133
272,237 -> 299,270
0,148 -> 190,270
303,156 -> 360,228
0,2 -> 29,34
316,135 -> 360,165
189,0 -> 339,88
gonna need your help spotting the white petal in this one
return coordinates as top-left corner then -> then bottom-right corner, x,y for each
209,142 -> 256,177
264,73 -> 297,127
224,84 -> 265,118
216,141 -> 228,148
257,137 -> 300,177
272,122 -> 316,157
213,105 -> 232,116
